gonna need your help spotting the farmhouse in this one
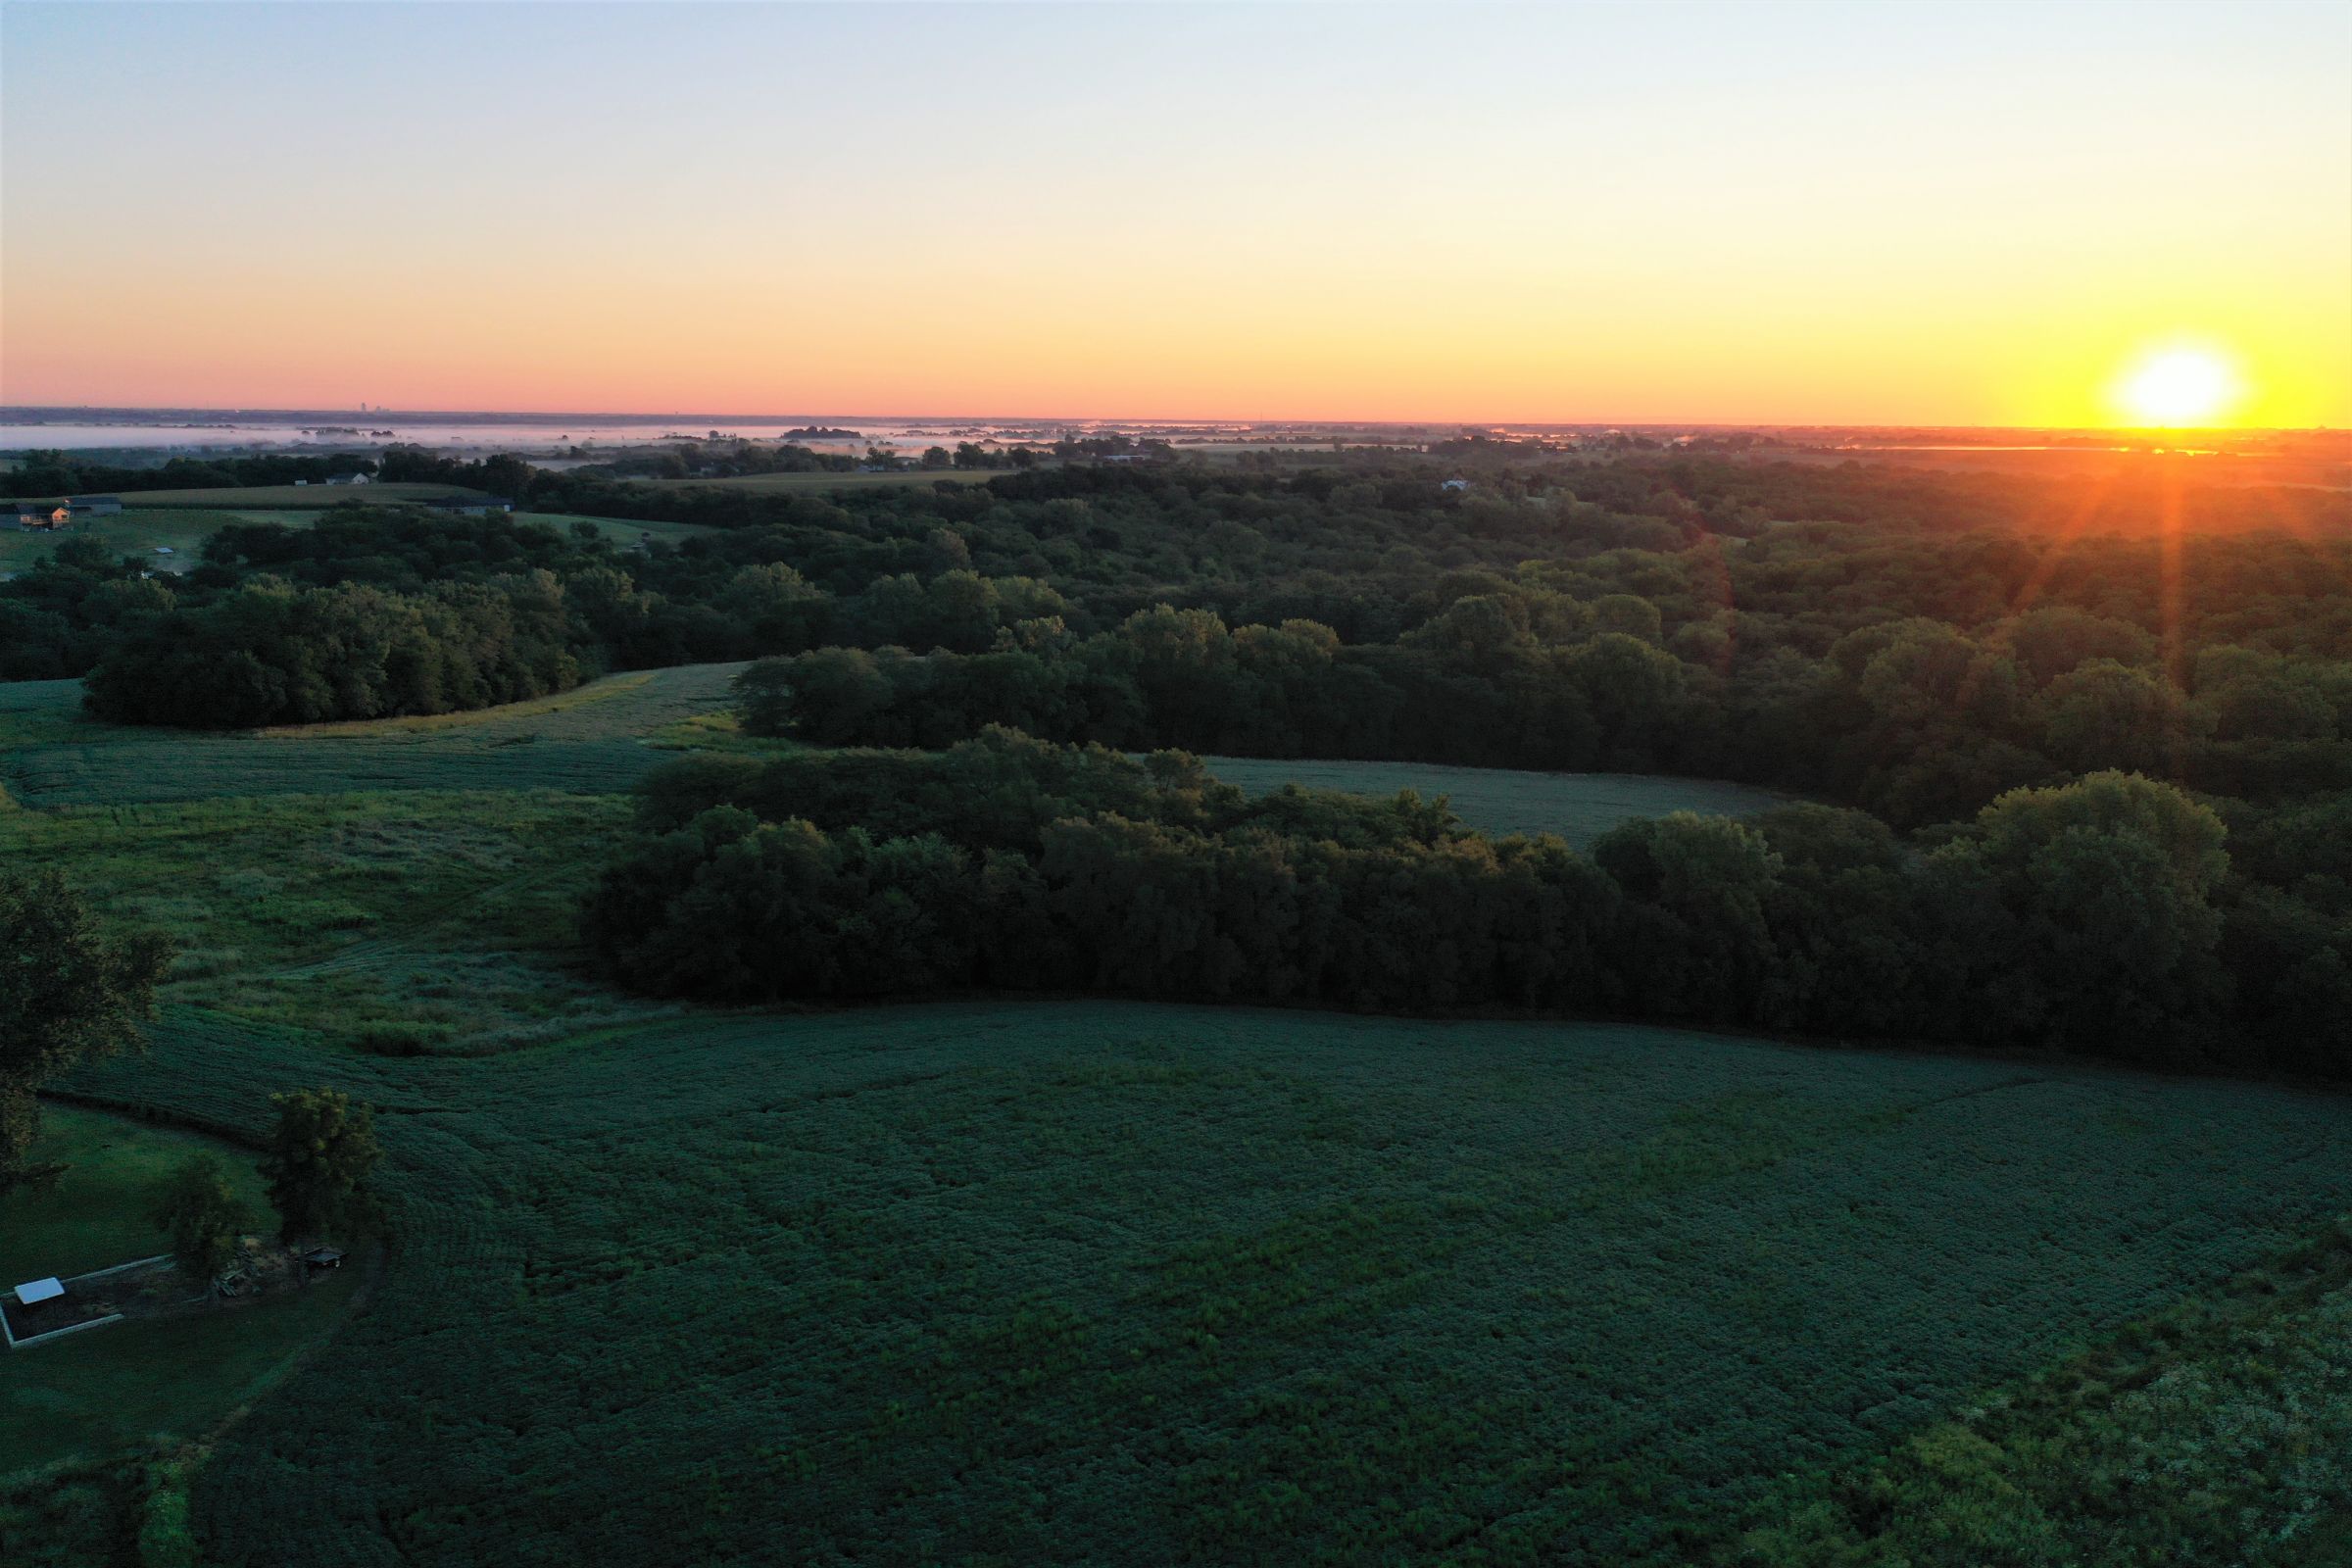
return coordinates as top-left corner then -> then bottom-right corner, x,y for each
324,471 -> 372,486
8,503 -> 71,530
416,495 -> 515,516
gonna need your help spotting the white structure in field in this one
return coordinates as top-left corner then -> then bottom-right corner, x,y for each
14,1278 -> 63,1305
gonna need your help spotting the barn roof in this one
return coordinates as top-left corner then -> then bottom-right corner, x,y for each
14,1277 -> 64,1305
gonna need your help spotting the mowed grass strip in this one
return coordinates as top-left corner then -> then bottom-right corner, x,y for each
0,1106 -> 271,1284
1202,755 -> 1788,846
55,1001 -> 2352,1566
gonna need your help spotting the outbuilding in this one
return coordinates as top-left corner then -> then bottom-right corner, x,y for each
67,495 -> 122,516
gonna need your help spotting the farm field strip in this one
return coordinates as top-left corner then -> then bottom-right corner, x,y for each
1200,755 -> 1788,845
628,468 -> 1002,492
49,1001 -> 2352,1565
90,483 -> 476,509
0,664 -> 745,808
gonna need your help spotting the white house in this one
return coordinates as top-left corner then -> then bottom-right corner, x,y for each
324,472 -> 372,486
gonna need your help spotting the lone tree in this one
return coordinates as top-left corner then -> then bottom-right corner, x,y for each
1,869 -> 173,1195
151,1154 -> 254,1282
261,1088 -> 383,1242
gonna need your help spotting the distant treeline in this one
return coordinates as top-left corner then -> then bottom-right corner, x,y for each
588,730 -> 2346,1078
10,462 -> 2350,777
5,449 -> 376,497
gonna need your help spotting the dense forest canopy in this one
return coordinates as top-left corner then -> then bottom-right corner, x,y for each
8,450 -> 2350,1073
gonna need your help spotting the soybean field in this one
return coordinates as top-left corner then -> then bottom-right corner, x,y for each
47,1002 -> 2352,1567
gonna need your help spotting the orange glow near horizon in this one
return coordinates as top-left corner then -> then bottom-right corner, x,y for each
2,5 -> 2346,427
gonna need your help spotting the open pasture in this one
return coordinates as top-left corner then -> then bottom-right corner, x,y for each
50,1001 -> 2352,1565
1202,756 -> 1788,846
0,510 -> 248,576
0,663 -> 744,808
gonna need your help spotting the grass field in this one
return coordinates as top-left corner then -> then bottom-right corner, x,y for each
1202,756 -> 1788,846
0,510 -> 249,576
40,1002 -> 2352,1565
93,483 -> 472,510
0,1106 -> 363,1480
0,791 -> 662,1052
0,663 -> 744,808
510,510 -> 717,546
0,1106 -> 270,1285
629,467 -> 1001,493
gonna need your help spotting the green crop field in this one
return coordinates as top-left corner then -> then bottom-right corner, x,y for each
32,1002 -> 2351,1565
1202,756 -> 1788,846
0,663 -> 745,809
0,510 -> 249,576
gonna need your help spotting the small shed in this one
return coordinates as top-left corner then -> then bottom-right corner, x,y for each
301,1247 -> 345,1273
14,1278 -> 64,1306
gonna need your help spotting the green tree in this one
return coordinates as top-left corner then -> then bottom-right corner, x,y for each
0,869 -> 172,1194
150,1153 -> 254,1281
261,1089 -> 384,1242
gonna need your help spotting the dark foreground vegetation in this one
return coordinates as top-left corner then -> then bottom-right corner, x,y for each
32,1005 -> 2352,1567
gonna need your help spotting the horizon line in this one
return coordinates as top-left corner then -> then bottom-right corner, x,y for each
2,405 -> 2334,436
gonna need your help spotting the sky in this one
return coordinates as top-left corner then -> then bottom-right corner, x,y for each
2,0 -> 2347,425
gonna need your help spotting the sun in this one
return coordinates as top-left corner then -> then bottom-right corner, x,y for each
2113,345 -> 2242,427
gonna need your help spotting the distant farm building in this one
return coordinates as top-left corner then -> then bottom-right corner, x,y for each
324,472 -> 372,486
69,495 -> 122,516
8,504 -> 70,530
1442,478 -> 1471,493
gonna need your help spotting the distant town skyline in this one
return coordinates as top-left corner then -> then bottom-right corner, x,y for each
3,1 -> 2346,427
